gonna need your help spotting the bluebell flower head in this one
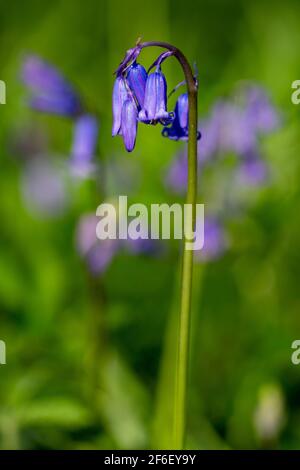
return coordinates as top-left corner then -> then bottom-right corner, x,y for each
162,93 -> 200,141
138,70 -> 173,124
112,76 -> 128,136
70,114 -> 99,177
21,55 -> 82,117
126,62 -> 148,109
121,94 -> 138,152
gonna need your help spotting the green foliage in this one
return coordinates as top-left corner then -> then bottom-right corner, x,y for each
0,0 -> 300,450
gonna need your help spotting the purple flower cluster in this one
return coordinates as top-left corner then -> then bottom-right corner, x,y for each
166,84 -> 280,261
112,46 -> 200,152
167,84 -> 280,193
21,55 -> 99,178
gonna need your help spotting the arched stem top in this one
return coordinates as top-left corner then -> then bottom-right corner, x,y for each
139,41 -> 198,97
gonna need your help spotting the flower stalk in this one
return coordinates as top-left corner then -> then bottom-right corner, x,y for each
113,40 -> 198,449
139,42 -> 198,449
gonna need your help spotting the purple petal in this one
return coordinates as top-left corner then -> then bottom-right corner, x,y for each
112,76 -> 128,136
121,96 -> 138,152
126,63 -> 147,108
139,71 -> 171,123
177,93 -> 189,129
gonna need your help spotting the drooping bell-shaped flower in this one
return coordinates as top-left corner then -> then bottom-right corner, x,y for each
126,62 -> 147,109
138,70 -> 173,124
163,93 -> 200,141
177,93 -> 189,129
112,76 -> 128,136
21,55 -> 82,117
121,94 -> 138,152
70,114 -> 99,176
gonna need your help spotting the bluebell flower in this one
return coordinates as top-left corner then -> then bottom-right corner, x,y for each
70,114 -> 99,177
112,76 -> 128,137
112,74 -> 138,152
126,62 -> 148,109
162,93 -> 200,141
138,70 -> 173,124
113,46 -> 196,150
21,55 -> 82,117
121,94 -> 138,152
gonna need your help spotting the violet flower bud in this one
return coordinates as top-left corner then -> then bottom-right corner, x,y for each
138,70 -> 173,124
126,62 -> 148,109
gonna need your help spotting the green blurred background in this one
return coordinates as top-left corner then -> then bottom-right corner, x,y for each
0,0 -> 300,450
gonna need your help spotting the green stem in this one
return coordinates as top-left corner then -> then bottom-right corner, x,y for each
174,81 -> 197,450
140,42 -> 198,449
